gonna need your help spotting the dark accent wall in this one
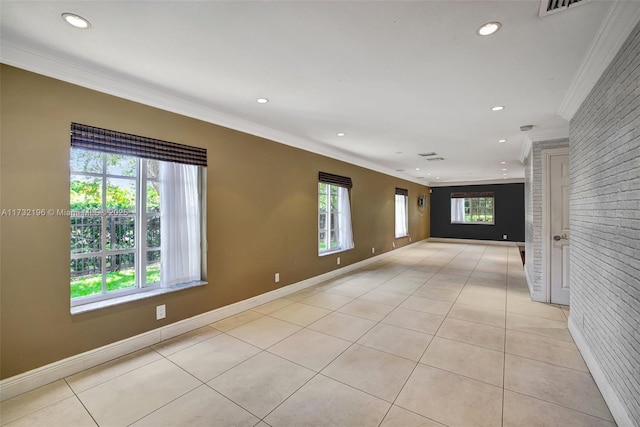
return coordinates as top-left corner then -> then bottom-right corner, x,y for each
430,183 -> 524,242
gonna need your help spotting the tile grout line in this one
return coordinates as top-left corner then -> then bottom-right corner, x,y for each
502,246 -> 512,427
381,244 -> 484,426
64,377 -> 100,427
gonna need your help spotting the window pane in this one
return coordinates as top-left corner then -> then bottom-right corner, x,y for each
106,154 -> 137,177
71,216 -> 102,254
146,250 -> 161,285
318,183 -> 327,210
107,216 -> 136,250
70,256 -> 103,298
71,175 -> 102,211
451,196 -> 494,224
147,215 -> 161,248
105,253 -> 136,292
330,230 -> 338,249
146,159 -> 160,180
106,178 -> 136,211
71,149 -> 103,174
147,182 -> 160,213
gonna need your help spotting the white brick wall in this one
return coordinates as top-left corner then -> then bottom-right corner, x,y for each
523,138 -> 569,301
570,21 -> 640,425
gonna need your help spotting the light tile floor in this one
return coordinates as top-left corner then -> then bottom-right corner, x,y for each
0,242 -> 616,426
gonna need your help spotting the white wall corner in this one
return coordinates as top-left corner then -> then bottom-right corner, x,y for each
520,134 -> 533,164
558,1 -> 640,121
568,317 -> 635,427
523,263 -> 535,297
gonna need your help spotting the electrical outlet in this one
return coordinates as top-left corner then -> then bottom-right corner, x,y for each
275,273 -> 280,283
337,257 -> 340,265
409,237 -> 412,242
156,304 -> 166,320
503,234 -> 508,240
372,247 -> 375,254
392,242 -> 395,249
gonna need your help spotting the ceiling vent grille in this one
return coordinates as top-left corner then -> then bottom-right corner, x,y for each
426,157 -> 445,161
540,0 -> 590,17
418,152 -> 438,157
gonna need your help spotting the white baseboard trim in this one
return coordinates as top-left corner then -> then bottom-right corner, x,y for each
568,317 -> 634,427
0,240 -> 424,401
428,237 -> 523,247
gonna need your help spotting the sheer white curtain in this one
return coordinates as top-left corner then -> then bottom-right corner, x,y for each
395,194 -> 408,237
451,197 -> 466,223
337,186 -> 354,250
159,161 -> 201,287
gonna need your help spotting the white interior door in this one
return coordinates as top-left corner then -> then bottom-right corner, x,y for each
550,153 -> 570,305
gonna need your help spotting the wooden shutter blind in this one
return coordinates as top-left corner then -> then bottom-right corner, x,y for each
450,191 -> 494,199
71,123 -> 207,167
318,172 -> 353,188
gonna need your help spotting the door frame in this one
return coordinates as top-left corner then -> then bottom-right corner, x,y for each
541,147 -> 570,304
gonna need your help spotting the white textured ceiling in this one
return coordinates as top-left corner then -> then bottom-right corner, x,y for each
2,1 -> 639,185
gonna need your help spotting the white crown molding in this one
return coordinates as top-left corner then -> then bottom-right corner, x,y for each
429,178 -> 525,187
520,134 -> 533,164
520,125 -> 570,164
558,1 -> 640,120
0,42 -> 426,186
520,122 -> 569,164
527,126 -> 570,143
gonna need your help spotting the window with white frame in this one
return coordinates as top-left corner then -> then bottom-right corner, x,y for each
395,188 -> 409,237
318,172 -> 354,255
450,191 -> 494,224
69,123 -> 206,306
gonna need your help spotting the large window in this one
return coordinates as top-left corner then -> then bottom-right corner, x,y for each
70,123 -> 206,306
395,188 -> 408,238
450,192 -> 494,224
318,172 -> 354,255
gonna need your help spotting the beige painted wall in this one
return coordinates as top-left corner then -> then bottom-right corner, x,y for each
0,65 -> 430,378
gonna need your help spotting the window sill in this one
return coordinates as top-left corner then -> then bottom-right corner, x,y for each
70,281 -> 208,315
451,222 -> 495,226
319,247 -> 353,257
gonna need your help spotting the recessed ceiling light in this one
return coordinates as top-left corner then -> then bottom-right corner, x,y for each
501,161 -> 507,164
337,132 -> 345,137
477,21 -> 501,36
436,177 -> 440,180
427,173 -> 431,176
256,98 -> 269,104
62,13 -> 91,29
498,139 -> 507,143
502,168 -> 507,171
491,106 -> 505,111
415,168 -> 420,171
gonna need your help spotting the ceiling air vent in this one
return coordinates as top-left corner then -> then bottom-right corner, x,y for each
540,0 -> 591,17
426,157 -> 445,161
418,152 -> 437,157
